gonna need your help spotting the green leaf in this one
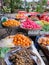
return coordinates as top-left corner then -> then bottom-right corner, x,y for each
0,48 -> 10,58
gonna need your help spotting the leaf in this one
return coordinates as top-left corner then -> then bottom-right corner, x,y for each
0,48 -> 10,58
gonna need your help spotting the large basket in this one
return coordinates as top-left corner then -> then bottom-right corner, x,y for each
39,44 -> 49,60
20,24 -> 42,31
38,36 -> 49,60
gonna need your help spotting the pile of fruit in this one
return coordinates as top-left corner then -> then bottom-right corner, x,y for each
0,34 -> 32,47
41,20 -> 49,25
38,37 -> 49,46
2,19 -> 20,27
13,34 -> 32,47
40,20 -> 49,31
40,15 -> 49,22
28,12 -> 39,16
35,21 -> 44,26
42,24 -> 49,31
16,13 -> 28,19
21,19 -> 42,30
9,48 -> 37,65
35,20 -> 49,31
30,16 -> 39,21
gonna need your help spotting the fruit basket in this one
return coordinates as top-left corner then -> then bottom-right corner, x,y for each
4,47 -> 41,65
20,19 -> 42,31
20,24 -> 42,31
38,37 -> 49,60
0,33 -> 33,48
16,13 -> 28,20
2,19 -> 21,28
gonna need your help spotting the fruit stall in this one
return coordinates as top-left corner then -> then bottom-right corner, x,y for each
0,11 -> 49,65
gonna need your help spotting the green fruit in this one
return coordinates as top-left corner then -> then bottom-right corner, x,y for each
42,24 -> 49,31
36,21 -> 44,26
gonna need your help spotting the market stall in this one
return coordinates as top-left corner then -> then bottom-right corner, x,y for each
0,11 -> 49,65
